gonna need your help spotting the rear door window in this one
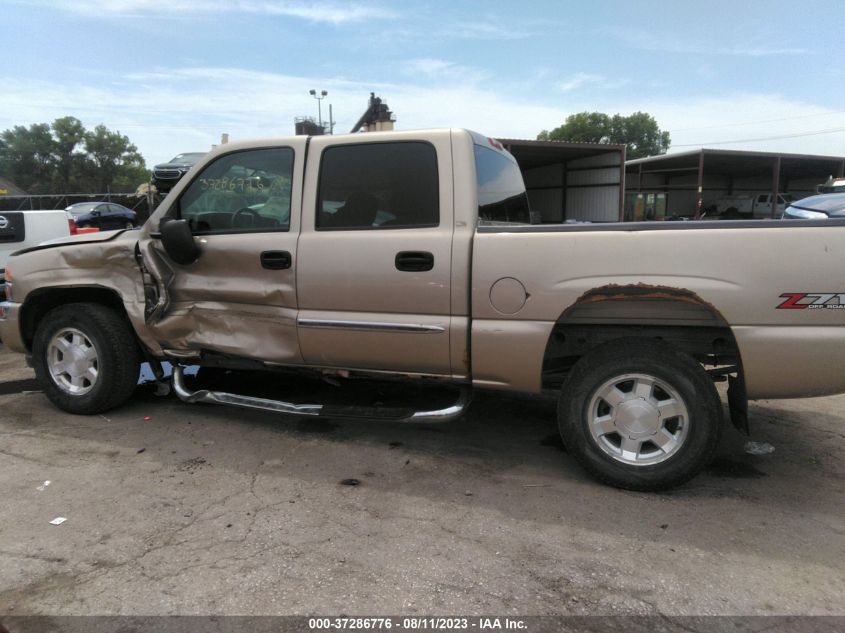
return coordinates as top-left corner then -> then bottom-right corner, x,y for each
474,144 -> 531,225
316,142 -> 439,230
177,147 -> 294,234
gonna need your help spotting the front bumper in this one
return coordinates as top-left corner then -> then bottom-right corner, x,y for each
0,301 -> 26,352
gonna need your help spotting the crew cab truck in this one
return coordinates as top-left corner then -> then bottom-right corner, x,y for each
715,192 -> 793,218
2,129 -> 845,491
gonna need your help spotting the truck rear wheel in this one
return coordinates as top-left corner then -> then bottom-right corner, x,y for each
32,303 -> 141,414
558,338 -> 722,491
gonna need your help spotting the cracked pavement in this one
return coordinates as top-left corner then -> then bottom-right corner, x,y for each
0,347 -> 843,616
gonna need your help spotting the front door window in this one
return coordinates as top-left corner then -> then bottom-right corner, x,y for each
178,147 -> 294,234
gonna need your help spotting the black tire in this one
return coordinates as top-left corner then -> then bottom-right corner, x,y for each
558,337 -> 723,491
32,303 -> 141,415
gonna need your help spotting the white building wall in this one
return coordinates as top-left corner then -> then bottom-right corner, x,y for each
519,149 -> 623,223
522,164 -> 563,188
565,152 -> 622,222
567,187 -> 621,222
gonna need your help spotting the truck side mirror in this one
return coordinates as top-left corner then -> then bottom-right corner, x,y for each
160,218 -> 201,265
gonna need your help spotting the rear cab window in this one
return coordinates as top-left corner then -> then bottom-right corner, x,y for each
472,135 -> 532,226
177,147 -> 294,234
316,141 -> 439,230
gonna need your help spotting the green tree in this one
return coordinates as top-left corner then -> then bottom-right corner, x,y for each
538,112 -> 612,144
51,116 -> 86,192
608,112 -> 671,159
82,124 -> 147,193
0,123 -> 55,193
539,111 -> 670,159
0,118 -> 149,194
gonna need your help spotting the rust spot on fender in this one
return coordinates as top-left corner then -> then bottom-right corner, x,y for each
563,283 -> 728,323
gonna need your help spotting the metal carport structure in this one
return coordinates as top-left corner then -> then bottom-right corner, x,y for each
625,148 -> 845,220
497,138 -> 626,222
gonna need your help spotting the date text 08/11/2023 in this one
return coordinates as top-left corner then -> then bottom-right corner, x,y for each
307,617 -> 528,630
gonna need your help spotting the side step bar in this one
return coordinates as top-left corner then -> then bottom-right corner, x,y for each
171,366 -> 471,423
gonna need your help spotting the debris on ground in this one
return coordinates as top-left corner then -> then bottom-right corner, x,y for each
143,416 -> 152,421
340,478 -> 361,486
136,448 -> 146,454
744,441 -> 775,455
36,480 -> 51,491
49,517 -> 67,526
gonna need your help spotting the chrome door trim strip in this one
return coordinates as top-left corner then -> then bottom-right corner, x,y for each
297,318 -> 446,333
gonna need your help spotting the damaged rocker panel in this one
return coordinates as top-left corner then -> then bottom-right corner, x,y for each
171,366 -> 472,423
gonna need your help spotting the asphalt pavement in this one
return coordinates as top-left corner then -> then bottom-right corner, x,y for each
0,347 -> 842,616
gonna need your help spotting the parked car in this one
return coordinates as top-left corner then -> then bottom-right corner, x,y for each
782,192 -> 845,219
817,176 -> 845,194
152,152 -> 206,193
65,202 -> 138,232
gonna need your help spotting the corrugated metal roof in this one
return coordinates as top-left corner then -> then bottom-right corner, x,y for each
496,138 -> 625,170
628,147 -> 845,166
497,138 -> 626,150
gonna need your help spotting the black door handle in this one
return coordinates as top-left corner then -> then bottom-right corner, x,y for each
395,251 -> 434,272
260,250 -> 292,270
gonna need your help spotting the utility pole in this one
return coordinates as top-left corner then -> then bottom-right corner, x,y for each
309,89 -> 328,130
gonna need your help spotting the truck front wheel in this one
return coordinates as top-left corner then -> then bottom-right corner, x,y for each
558,338 -> 722,491
32,303 -> 141,414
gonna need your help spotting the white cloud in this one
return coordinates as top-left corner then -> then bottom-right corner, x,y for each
608,28 -> 809,57
1,68 -> 843,165
402,58 -> 489,83
442,20 -> 531,40
557,72 -> 603,93
556,72 -> 630,93
15,0 -> 396,24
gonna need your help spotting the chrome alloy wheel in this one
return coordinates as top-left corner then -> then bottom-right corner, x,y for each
47,328 -> 99,395
587,373 -> 689,466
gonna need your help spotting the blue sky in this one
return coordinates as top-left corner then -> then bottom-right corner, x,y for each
2,0 -> 843,165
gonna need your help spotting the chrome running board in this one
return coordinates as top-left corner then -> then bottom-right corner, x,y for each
171,366 -> 471,423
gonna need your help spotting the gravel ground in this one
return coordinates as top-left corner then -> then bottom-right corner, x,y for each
0,346 -> 842,616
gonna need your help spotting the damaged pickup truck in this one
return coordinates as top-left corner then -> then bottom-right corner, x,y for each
2,129 -> 844,490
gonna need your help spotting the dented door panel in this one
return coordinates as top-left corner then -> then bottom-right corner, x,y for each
140,139 -> 307,364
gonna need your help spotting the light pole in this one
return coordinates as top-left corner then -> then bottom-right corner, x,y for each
309,89 -> 328,130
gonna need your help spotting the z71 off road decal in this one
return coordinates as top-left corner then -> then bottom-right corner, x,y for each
777,293 -> 845,310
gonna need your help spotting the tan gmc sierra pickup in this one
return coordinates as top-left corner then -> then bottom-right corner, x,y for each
2,129 -> 844,490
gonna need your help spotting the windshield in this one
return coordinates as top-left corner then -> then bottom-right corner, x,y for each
169,152 -> 205,164
788,193 -> 845,216
65,203 -> 99,214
